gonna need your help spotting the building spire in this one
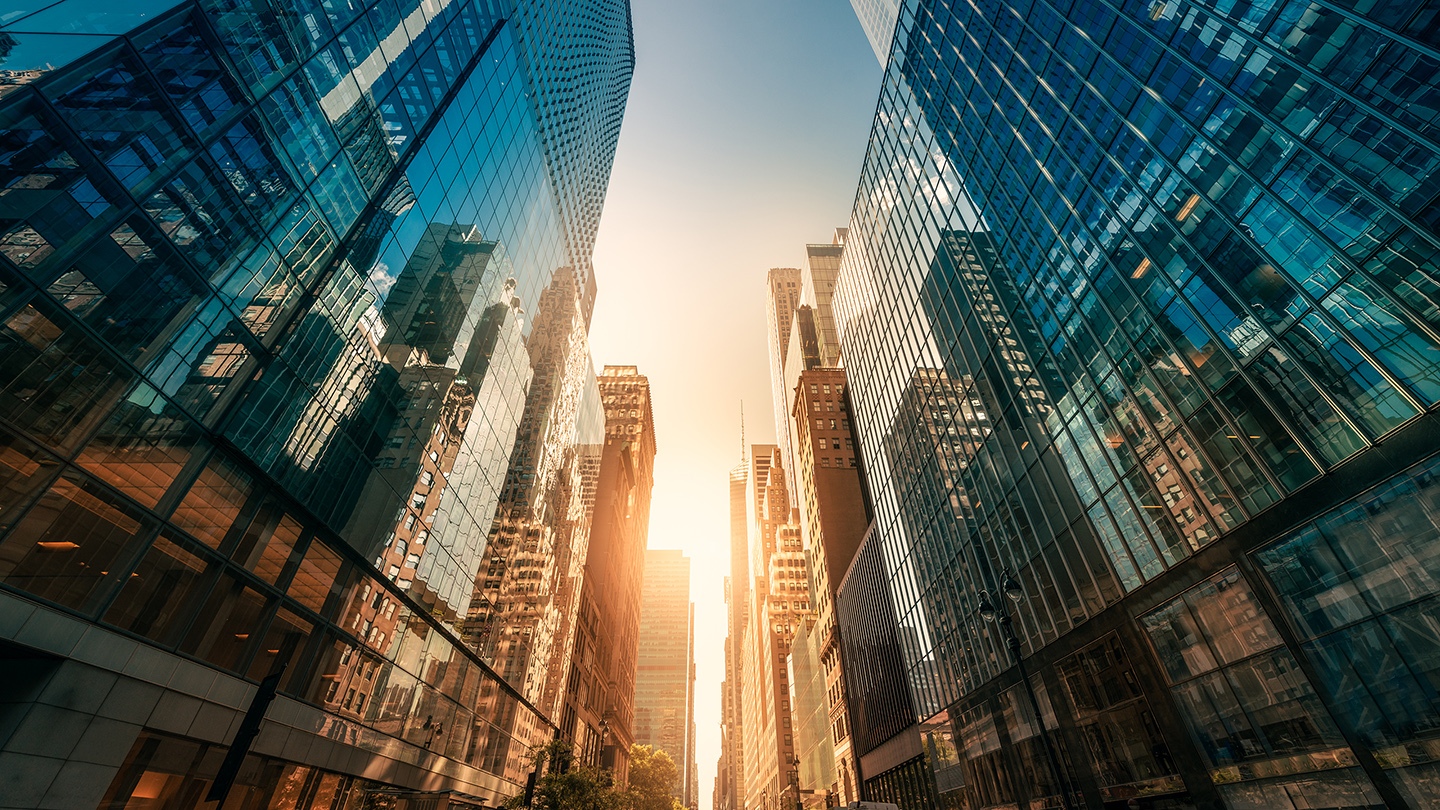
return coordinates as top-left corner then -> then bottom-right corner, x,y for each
740,400 -> 746,462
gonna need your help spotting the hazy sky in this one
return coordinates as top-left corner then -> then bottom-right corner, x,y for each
586,1 -> 879,806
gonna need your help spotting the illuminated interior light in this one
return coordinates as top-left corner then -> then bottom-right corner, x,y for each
36,541 -> 79,550
1131,257 -> 1151,279
1177,193 -> 1200,221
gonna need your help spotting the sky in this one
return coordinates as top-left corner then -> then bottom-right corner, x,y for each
585,2 -> 880,807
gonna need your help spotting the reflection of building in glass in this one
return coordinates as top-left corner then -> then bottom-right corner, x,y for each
461,266 -> 601,718
802,232 -> 845,368
0,0 -> 631,806
836,0 -> 1440,807
635,548 -> 695,804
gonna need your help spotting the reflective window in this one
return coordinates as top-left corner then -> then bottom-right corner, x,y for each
75,382 -> 201,509
103,533 -> 216,645
288,536 -> 344,615
230,498 -> 304,585
1142,568 -> 1366,796
0,468 -> 157,612
0,425 -> 64,533
179,573 -> 272,672
1055,634 -> 1183,799
170,453 -> 254,549
1255,456 -> 1440,803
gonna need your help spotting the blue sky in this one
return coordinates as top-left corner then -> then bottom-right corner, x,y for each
587,1 -> 880,803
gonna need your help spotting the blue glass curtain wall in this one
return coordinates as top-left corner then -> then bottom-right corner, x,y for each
836,0 -> 1440,805
0,0 -> 630,798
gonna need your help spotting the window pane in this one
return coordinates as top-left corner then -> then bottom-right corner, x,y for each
231,499 -> 303,585
0,425 -> 64,533
103,533 -> 216,645
170,453 -> 254,549
287,539 -> 344,615
246,607 -> 312,683
1171,670 -> 1261,767
0,469 -> 157,612
1184,568 -> 1282,665
0,300 -> 136,453
179,575 -> 271,673
75,382 -> 200,509
1140,598 -> 1218,682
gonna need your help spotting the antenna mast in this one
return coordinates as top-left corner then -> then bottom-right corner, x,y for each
739,400 -> 746,462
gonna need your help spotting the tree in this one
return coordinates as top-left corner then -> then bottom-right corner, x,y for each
626,745 -> 683,810
506,738 -> 624,810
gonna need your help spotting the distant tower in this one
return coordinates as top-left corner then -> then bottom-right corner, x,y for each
634,549 -> 694,801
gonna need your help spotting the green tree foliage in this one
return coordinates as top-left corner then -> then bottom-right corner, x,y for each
626,745 -> 683,810
506,738 -> 624,810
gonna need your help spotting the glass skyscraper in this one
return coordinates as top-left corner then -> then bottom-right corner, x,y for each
0,0 -> 630,805
836,0 -> 1440,807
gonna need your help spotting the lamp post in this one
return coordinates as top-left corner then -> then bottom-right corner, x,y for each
598,717 -> 611,769
977,572 -> 1076,810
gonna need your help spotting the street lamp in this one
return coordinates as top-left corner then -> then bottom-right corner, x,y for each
980,572 -> 1076,810
594,718 -> 611,770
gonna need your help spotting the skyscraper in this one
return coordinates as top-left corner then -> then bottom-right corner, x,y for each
559,364 -> 657,782
848,0 -> 901,65
801,231 -> 846,368
837,0 -> 1440,808
787,366 -> 868,808
0,0 -> 631,805
718,453 -> 751,810
765,268 -> 804,503
635,548 -> 694,801
739,447 -> 806,810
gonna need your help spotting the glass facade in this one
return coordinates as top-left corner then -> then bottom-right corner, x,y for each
836,0 -> 1440,805
0,0 -> 630,803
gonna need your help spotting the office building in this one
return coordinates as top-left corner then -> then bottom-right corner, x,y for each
0,0 -> 632,806
802,233 -> 846,368
766,268 -> 804,504
687,602 -> 699,810
836,0 -> 1440,807
635,548 -> 695,801
557,364 -> 657,782
787,366 -> 869,808
718,454 -> 750,810
848,0 -> 901,65
739,447 -> 806,810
